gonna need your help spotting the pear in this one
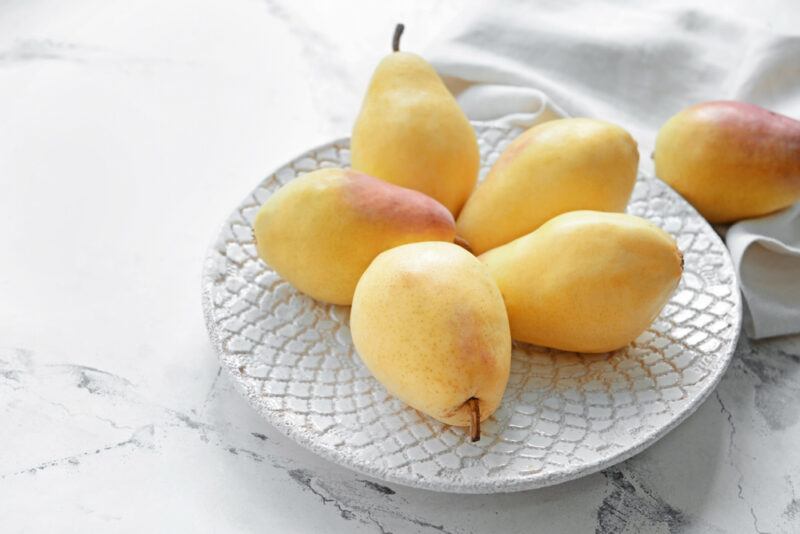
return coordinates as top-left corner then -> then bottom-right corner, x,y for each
480,211 -> 682,353
351,25 -> 479,216
350,242 -> 511,441
457,118 -> 639,254
655,101 -> 800,222
253,168 -> 456,305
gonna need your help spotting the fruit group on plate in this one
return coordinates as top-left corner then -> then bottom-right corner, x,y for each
240,26 -> 800,439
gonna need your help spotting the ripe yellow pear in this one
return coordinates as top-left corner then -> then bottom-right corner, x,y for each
480,211 -> 682,353
253,168 -> 456,305
351,242 -> 511,440
655,101 -> 800,223
457,118 -> 639,254
351,25 -> 479,216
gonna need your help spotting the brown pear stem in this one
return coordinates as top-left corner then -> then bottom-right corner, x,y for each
468,398 -> 480,442
454,235 -> 473,254
392,23 -> 405,52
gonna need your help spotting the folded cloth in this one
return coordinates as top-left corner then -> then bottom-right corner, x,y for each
727,206 -> 800,339
426,0 -> 800,338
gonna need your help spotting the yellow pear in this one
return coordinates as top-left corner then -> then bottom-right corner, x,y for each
351,25 -> 479,216
253,168 -> 456,305
655,101 -> 800,223
480,211 -> 682,353
350,242 -> 511,440
457,118 -> 639,254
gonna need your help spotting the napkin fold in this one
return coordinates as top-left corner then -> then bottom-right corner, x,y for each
727,206 -> 800,339
427,0 -> 800,338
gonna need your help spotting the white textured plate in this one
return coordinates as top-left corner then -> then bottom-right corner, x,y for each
202,122 -> 741,493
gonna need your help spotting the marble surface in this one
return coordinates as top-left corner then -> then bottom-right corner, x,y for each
1,1 -> 799,532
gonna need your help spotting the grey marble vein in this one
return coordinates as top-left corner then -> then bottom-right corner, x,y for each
0,38 -> 192,69
596,467 -> 687,534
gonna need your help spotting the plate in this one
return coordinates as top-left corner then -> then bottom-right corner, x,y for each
202,122 -> 741,493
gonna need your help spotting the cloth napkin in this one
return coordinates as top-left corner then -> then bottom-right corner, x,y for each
426,0 -> 800,339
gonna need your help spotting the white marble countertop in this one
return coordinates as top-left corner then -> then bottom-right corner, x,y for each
2,1 -> 799,532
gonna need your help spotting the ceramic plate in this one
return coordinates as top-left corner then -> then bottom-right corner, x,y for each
202,122 -> 741,493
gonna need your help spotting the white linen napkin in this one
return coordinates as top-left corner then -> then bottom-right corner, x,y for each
426,0 -> 800,339
727,206 -> 800,339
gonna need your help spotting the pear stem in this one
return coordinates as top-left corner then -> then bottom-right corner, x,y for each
392,23 -> 405,52
454,235 -> 473,254
468,398 -> 480,442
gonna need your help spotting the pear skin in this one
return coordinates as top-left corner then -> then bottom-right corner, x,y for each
351,26 -> 479,216
253,168 -> 455,305
457,118 -> 638,254
350,242 -> 511,437
655,101 -> 800,223
480,211 -> 682,353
